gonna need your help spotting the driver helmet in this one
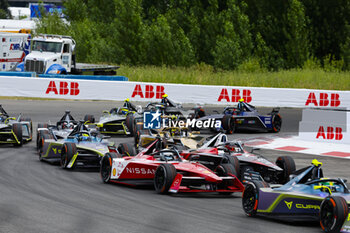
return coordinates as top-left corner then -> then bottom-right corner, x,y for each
68,122 -> 74,129
80,133 -> 90,141
237,98 -> 245,111
161,94 -> 169,105
62,122 -> 68,129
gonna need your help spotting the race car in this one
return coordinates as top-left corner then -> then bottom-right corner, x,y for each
37,121 -> 116,168
180,133 -> 295,184
135,126 -> 204,152
100,138 -> 244,195
242,159 -> 350,233
95,98 -> 142,136
0,104 -> 32,146
129,94 -> 204,136
196,99 -> 281,134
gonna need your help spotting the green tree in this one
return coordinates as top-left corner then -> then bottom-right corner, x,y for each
0,0 -> 11,19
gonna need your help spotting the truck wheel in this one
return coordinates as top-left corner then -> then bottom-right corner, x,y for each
154,163 -> 177,194
12,123 -> 23,147
61,142 -> 77,169
100,152 -> 122,183
222,115 -> 235,134
271,114 -> 282,133
242,180 -> 270,217
84,114 -> 95,123
320,196 -> 348,233
125,113 -> 135,136
118,143 -> 137,156
276,156 -> 296,184
38,134 -> 54,161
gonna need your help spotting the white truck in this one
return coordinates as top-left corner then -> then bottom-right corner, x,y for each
18,34 -> 118,75
0,32 -> 31,71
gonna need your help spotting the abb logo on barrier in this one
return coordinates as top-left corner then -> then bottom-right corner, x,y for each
316,126 -> 343,140
305,92 -> 340,107
218,89 -> 252,102
131,84 -> 165,99
45,81 -> 80,96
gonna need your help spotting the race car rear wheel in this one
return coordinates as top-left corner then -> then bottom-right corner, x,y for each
84,114 -> 95,123
37,123 -> 49,148
275,156 -> 296,184
12,123 -> 23,147
20,117 -> 33,140
100,152 -> 122,183
320,196 -> 348,233
154,163 -> 177,194
118,143 -> 137,156
222,115 -> 235,134
242,180 -> 270,217
222,154 -> 240,179
125,113 -> 135,137
61,142 -> 77,169
38,134 -> 54,161
271,114 -> 282,133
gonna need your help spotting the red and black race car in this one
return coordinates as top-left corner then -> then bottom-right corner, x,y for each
181,133 -> 295,184
100,139 -> 244,195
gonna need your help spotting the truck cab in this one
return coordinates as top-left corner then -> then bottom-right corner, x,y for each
22,34 -> 75,74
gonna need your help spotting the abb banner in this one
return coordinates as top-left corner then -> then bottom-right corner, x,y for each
299,109 -> 350,144
0,76 -> 349,109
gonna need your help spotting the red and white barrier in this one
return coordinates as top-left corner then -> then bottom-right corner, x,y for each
0,76 -> 349,108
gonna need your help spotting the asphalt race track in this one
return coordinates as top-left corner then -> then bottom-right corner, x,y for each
0,99 -> 348,233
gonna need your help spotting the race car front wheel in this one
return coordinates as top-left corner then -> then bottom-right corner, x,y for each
125,113 -> 135,137
118,143 -> 137,156
216,163 -> 237,195
100,152 -> 121,183
38,133 -> 54,161
61,143 -> 77,169
154,163 -> 177,194
242,180 -> 269,217
320,196 -> 348,233
12,123 -> 23,147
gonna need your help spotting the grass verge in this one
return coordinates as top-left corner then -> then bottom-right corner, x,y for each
119,65 -> 350,90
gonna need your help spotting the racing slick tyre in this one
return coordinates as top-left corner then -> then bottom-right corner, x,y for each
320,196 -> 349,233
118,143 -> 137,156
276,156 -> 296,184
12,123 -> 23,147
125,113 -> 135,137
100,152 -> 122,183
216,163 -> 237,195
154,163 -> 177,194
270,114 -> 282,133
61,142 -> 77,169
222,115 -> 236,134
242,180 -> 270,217
20,117 -> 33,140
222,155 -> 240,179
84,114 -> 95,123
38,133 -> 54,161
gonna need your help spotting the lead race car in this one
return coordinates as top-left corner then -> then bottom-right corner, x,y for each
180,133 -> 295,184
100,138 -> 244,195
242,159 -> 350,233
38,121 -> 117,169
0,104 -> 32,146
196,99 -> 281,133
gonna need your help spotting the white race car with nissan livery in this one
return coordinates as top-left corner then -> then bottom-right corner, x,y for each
100,138 -> 244,195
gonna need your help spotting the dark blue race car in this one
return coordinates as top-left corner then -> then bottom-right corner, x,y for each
242,159 -> 350,233
196,100 -> 281,134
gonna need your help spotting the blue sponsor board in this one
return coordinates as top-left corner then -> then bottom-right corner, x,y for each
144,111 -> 161,129
30,3 -> 64,19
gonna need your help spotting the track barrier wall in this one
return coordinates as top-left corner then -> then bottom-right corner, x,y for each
0,75 -> 349,109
